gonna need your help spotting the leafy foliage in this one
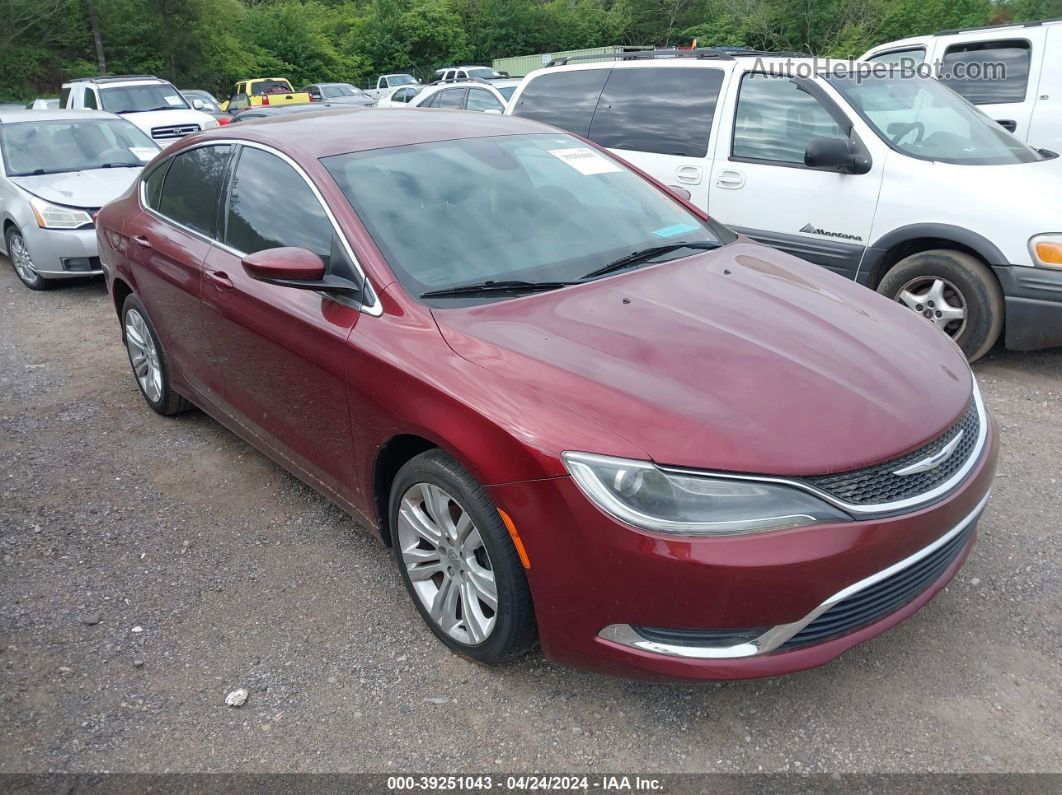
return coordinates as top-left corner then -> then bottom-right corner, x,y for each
0,0 -> 1055,100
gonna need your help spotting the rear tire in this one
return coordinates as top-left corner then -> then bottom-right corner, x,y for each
878,249 -> 1003,362
390,449 -> 536,664
5,226 -> 50,291
120,294 -> 193,416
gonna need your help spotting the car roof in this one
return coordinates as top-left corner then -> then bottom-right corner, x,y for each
196,107 -> 555,157
0,108 -> 121,124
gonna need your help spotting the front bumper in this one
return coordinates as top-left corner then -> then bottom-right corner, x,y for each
993,264 -> 1062,351
489,413 -> 998,681
21,224 -> 102,278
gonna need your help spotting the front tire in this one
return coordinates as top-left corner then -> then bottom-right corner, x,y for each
877,249 -> 1003,362
390,450 -> 536,664
5,226 -> 49,291
121,295 -> 192,416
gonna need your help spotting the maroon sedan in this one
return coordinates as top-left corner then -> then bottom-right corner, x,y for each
96,109 -> 997,681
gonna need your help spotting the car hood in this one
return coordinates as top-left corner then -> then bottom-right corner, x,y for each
11,168 -> 142,208
327,97 -> 374,106
432,241 -> 973,476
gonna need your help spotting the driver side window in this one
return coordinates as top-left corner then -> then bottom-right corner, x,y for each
732,74 -> 847,166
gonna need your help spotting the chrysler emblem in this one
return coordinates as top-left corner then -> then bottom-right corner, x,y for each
893,431 -> 965,477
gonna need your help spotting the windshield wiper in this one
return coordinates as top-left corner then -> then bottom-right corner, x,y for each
420,279 -> 579,299
581,240 -> 722,280
97,162 -> 141,169
118,106 -> 178,113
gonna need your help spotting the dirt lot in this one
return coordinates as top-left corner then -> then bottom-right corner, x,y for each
1,260 -> 1060,775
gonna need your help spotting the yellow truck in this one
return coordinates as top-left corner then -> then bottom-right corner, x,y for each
220,78 -> 311,112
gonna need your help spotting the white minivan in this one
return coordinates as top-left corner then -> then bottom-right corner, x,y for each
506,50 -> 1062,360
860,17 -> 1061,152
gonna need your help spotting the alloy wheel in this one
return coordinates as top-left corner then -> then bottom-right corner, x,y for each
8,233 -> 38,285
125,309 -> 163,403
895,276 -> 967,339
396,482 -> 498,645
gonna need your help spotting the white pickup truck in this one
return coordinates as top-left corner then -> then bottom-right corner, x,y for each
60,75 -> 218,146
365,74 -> 421,101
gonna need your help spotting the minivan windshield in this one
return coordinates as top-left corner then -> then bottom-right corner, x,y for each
99,82 -> 190,113
0,119 -> 159,176
323,133 -> 728,302
826,73 -> 1045,165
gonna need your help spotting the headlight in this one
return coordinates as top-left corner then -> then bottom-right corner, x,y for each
29,196 -> 94,230
203,118 -> 220,129
1030,234 -> 1062,269
562,452 -> 849,536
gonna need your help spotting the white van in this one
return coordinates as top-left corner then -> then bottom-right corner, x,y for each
506,50 -> 1062,360
860,17 -> 1061,152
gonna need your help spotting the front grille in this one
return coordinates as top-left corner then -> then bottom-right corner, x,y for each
776,519 -> 976,652
632,626 -> 766,647
803,398 -> 979,506
151,123 -> 200,140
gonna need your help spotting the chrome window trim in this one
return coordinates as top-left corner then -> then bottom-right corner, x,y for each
598,490 -> 989,660
658,381 -> 987,518
137,137 -> 382,317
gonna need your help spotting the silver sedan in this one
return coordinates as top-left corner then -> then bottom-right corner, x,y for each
0,109 -> 159,290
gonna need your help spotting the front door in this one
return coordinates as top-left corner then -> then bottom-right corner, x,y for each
199,144 -> 360,505
707,73 -> 884,281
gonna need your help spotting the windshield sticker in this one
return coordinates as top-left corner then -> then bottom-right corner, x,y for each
652,223 -> 700,239
163,95 -> 184,106
548,148 -> 622,176
129,147 -> 158,162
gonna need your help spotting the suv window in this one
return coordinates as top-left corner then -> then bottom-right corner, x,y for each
224,146 -> 334,264
84,89 -> 98,110
940,40 -> 1031,104
732,74 -> 847,165
466,88 -> 504,112
157,145 -> 232,235
513,69 -> 609,136
587,67 -> 723,157
59,86 -> 71,107
867,47 -> 926,67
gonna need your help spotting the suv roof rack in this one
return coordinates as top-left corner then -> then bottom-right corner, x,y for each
934,16 -> 1061,35
67,74 -> 161,84
546,46 -> 811,66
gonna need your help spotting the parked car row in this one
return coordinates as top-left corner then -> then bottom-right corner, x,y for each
2,23 -> 1056,682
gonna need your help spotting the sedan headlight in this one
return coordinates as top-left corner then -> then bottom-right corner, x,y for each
1029,234 -> 1062,269
562,452 -> 849,536
29,196 -> 94,230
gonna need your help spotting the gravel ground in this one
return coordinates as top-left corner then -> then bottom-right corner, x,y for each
1,260 -> 1060,775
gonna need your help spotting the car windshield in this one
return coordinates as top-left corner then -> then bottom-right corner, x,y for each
827,72 -> 1046,165
323,133 -> 726,302
388,75 -> 417,86
467,68 -> 503,80
184,91 -> 220,111
0,118 -> 158,176
99,82 -> 190,113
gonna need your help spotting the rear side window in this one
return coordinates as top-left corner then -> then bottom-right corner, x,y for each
466,88 -> 504,112
59,86 -> 71,107
84,90 -> 98,110
587,67 -> 723,157
940,40 -> 1031,104
732,74 -> 846,165
436,89 -> 466,109
157,145 -> 232,235
224,146 -> 334,264
142,161 -> 170,210
513,69 -> 609,136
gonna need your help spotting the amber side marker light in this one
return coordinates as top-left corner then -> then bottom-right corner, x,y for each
1034,240 -> 1062,268
498,509 -> 531,569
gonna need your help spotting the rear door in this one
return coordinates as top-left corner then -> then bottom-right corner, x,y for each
706,72 -> 884,281
126,144 -> 233,398
937,33 -> 1045,141
199,144 -> 361,504
1028,25 -> 1060,151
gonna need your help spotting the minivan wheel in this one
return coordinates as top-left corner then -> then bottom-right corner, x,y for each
5,226 -> 49,291
389,450 -> 536,664
878,249 -> 1003,362
121,295 -> 192,415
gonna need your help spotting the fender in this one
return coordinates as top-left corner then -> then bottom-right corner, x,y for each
859,223 -> 1008,286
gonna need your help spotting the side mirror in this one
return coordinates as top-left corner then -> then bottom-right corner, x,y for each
804,137 -> 868,174
242,247 -> 363,297
666,184 -> 692,201
191,98 -> 205,110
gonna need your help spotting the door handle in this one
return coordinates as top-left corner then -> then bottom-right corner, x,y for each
205,270 -> 233,290
675,165 -> 703,185
131,235 -> 152,250
995,119 -> 1017,132
715,169 -> 746,189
